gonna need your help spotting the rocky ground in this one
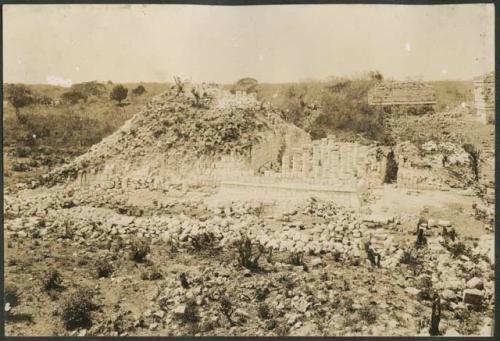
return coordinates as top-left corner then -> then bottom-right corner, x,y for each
4,181 -> 495,336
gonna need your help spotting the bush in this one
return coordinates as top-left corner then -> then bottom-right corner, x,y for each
255,286 -> 270,301
132,85 -> 146,96
447,241 -> 470,258
288,251 -> 305,266
5,284 -> 20,309
182,299 -> 199,324
257,303 -> 271,320
15,146 -> 31,157
60,90 -> 87,105
400,246 -> 424,276
110,85 -> 128,105
61,289 -> 97,330
358,305 -> 377,324
141,266 -> 163,281
71,81 -> 107,98
11,162 -> 30,172
129,237 -> 150,263
179,272 -> 190,288
42,270 -> 63,291
5,83 -> 34,122
190,231 -> 217,252
95,259 -> 113,278
235,235 -> 265,270
219,295 -> 235,325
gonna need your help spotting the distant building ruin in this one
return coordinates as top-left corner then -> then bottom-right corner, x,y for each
473,72 -> 495,124
368,81 -> 437,114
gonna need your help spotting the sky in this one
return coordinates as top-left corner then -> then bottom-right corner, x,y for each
3,4 -> 495,86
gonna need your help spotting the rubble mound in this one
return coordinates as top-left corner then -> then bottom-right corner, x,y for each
41,85 -> 288,186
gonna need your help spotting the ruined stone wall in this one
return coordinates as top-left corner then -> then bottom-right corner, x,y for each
473,73 -> 495,124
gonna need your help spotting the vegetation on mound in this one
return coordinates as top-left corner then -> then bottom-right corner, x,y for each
254,75 -> 472,144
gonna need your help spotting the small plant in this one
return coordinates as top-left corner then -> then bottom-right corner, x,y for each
447,241 -> 470,258
275,321 -> 290,336
235,234 -> 265,270
400,246 -> 424,276
344,298 -> 355,312
288,251 -> 305,266
141,266 -> 163,281
42,270 -> 63,291
4,284 -> 20,311
416,275 -> 435,301
266,318 -> 277,330
129,237 -> 150,263
190,232 -> 217,252
15,146 -> 30,158
61,288 -> 97,330
358,305 -> 377,325
95,259 -> 113,278
255,286 -> 270,301
278,274 -> 295,298
219,294 -> 236,326
257,303 -> 271,320
182,299 -> 199,324
179,272 -> 190,288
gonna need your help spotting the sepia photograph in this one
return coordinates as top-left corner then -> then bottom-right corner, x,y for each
2,3 -> 495,336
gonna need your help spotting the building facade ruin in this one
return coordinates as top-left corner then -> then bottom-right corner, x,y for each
368,81 -> 437,114
473,72 -> 495,124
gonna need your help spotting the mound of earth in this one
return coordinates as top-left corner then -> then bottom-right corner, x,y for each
41,85 -> 288,186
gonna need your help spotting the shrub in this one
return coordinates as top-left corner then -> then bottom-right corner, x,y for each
288,251 -> 305,266
182,299 -> 199,324
257,303 -> 271,320
11,162 -> 29,172
454,307 -> 481,335
190,231 -> 217,252
179,272 -> 190,288
129,237 -> 150,263
61,289 -> 97,330
132,85 -> 146,96
15,146 -> 30,157
400,246 -> 424,276
235,235 -> 265,270
219,295 -> 235,325
266,318 -> 277,330
141,266 -> 162,280
5,83 -> 34,122
358,305 -> 377,324
95,259 -> 113,278
71,81 -> 107,98
275,321 -> 290,336
110,85 -> 128,105
255,287 -> 270,301
42,270 -> 63,291
447,241 -> 470,258
61,90 -> 87,105
5,284 -> 20,309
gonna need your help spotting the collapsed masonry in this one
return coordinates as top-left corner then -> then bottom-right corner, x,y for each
42,83 -> 478,210
473,72 -> 495,124
43,86 -> 388,209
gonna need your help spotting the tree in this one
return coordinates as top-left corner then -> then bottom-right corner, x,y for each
110,85 -> 128,105
61,90 -> 88,105
5,84 -> 34,122
132,85 -> 146,96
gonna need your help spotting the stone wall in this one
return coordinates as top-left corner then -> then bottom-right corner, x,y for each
473,72 -> 495,124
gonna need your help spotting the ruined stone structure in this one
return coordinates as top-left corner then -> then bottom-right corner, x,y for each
197,135 -> 387,208
368,81 -> 437,107
473,72 -> 495,124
